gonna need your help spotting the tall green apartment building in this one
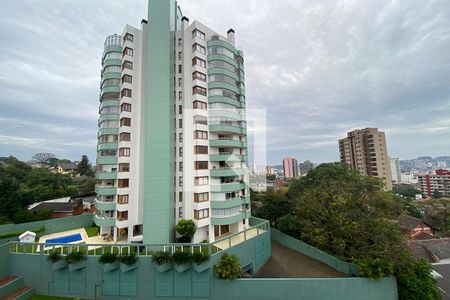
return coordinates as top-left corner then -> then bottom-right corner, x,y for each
95,0 -> 250,244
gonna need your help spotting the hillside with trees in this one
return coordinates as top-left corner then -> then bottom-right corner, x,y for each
0,155 -> 95,224
253,163 -> 440,300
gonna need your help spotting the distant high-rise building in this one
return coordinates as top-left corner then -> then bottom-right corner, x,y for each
338,128 -> 392,190
389,157 -> 401,184
282,157 -> 299,178
418,169 -> 450,197
265,166 -> 274,175
299,160 -> 315,176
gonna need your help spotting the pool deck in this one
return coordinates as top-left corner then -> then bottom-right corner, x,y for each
38,228 -> 113,249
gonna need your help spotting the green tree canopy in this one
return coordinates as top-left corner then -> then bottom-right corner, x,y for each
175,219 -> 196,242
77,155 -> 94,176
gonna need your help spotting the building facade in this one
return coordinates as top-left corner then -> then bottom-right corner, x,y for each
338,128 -> 392,190
418,169 -> 450,197
389,157 -> 401,184
95,0 -> 250,244
282,157 -> 299,179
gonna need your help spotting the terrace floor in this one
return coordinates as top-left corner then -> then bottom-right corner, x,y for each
214,227 -> 262,251
256,241 -> 349,278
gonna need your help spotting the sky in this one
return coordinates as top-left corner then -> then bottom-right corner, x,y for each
0,0 -> 449,165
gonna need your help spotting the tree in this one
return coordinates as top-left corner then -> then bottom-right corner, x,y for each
432,189 -> 443,199
77,155 -> 94,176
253,190 -> 291,227
260,163 -> 440,299
175,219 -> 196,242
393,184 -> 422,198
32,153 -> 56,165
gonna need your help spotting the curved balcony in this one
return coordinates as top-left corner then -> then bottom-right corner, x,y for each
96,156 -> 118,165
95,186 -> 117,196
208,81 -> 239,94
207,39 -> 237,54
100,86 -> 120,98
207,54 -> 237,68
211,197 -> 244,209
95,171 -> 117,180
208,67 -> 238,81
103,59 -> 122,68
98,114 -> 119,124
95,199 -> 116,211
209,109 -> 244,121
211,182 -> 246,192
94,214 -> 115,227
211,212 -> 245,226
97,142 -> 118,151
98,128 -> 119,137
209,139 -> 246,148
210,168 -> 245,177
103,45 -> 122,55
209,154 -> 247,162
99,100 -> 119,110
208,96 -> 244,108
209,124 -> 246,135
102,72 -> 121,81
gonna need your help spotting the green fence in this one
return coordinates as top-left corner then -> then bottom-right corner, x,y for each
0,214 -> 94,245
270,228 -> 358,275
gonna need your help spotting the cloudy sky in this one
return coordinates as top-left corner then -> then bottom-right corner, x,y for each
1,0 -> 449,165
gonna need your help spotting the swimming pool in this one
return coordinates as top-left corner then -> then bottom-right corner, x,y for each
45,233 -> 82,244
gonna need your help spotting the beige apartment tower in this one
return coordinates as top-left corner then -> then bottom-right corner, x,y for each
339,128 -> 392,190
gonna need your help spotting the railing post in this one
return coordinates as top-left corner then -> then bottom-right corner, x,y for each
244,229 -> 247,241
228,237 -> 231,249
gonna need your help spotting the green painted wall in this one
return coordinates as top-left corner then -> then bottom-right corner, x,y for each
143,0 -> 177,244
2,228 -> 397,300
271,228 -> 358,275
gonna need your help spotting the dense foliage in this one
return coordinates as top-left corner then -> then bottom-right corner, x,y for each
253,163 -> 441,300
0,156 -> 78,223
213,253 -> 241,280
175,219 -> 196,242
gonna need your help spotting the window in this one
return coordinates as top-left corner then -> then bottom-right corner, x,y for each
179,207 -> 183,218
194,115 -> 208,125
100,106 -> 119,114
192,43 -> 206,54
100,120 -> 119,128
194,130 -> 208,139
178,105 -> 182,115
178,52 -> 182,59
122,74 -> 132,84
178,65 -> 182,73
103,52 -> 122,60
179,192 -> 183,203
118,179 -> 129,188
193,101 -> 207,110
118,163 -> 130,172
194,192 -> 209,202
178,78 -> 182,87
208,46 -> 234,58
209,60 -> 236,72
119,148 -> 130,157
124,33 -> 133,42
119,132 -> 131,141
179,132 -> 183,142
192,57 -> 206,68
121,88 -> 132,98
179,176 -> 183,187
120,117 -> 131,126
178,38 -> 182,46
122,60 -> 133,70
194,145 -> 208,154
194,209 -> 209,219
123,47 -> 133,57
120,103 -> 131,112
99,149 -> 117,157
103,65 -> 121,73
192,29 -> 206,40
209,74 -> 236,86
179,147 -> 183,157
209,88 -> 238,100
117,194 -> 129,204
193,86 -> 207,96
178,91 -> 182,100
117,211 -> 128,220
98,134 -> 118,144
178,119 -> 182,128
179,162 -> 183,172
195,176 -> 208,186
192,71 -> 206,81
195,161 -> 208,170
101,79 -> 120,88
